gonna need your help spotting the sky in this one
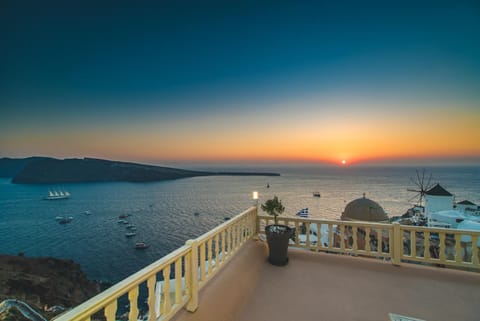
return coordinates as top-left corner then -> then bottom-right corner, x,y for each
1,1 -> 480,166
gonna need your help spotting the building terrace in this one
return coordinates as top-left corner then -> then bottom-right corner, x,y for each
55,207 -> 480,321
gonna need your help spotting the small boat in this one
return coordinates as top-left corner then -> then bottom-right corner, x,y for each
126,224 -> 136,230
125,232 -> 136,237
194,212 -> 200,216
84,210 -> 92,215
224,217 -> 230,221
57,216 -> 73,224
313,192 -> 321,198
118,219 -> 128,224
135,242 -> 149,249
44,190 -> 70,200
267,183 -> 270,188
119,214 -> 128,219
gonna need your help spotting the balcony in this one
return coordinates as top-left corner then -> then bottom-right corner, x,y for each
55,207 -> 480,321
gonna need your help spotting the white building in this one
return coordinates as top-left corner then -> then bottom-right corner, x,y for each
455,200 -> 478,214
424,184 -> 453,216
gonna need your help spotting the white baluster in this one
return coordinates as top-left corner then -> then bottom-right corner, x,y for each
128,286 -> 139,321
199,242 -> 206,283
207,239 -> 213,277
104,300 -> 117,321
365,227 -> 371,253
162,266 -> 171,314
215,234 -> 220,270
175,258 -> 182,304
147,275 -> 156,321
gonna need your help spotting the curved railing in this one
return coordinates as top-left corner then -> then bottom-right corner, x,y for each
54,207 -> 257,321
55,208 -> 479,321
257,215 -> 480,269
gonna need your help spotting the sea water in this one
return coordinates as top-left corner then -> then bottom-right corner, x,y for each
0,165 -> 479,282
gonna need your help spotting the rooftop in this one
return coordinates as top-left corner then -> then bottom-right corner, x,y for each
425,184 -> 453,196
173,240 -> 480,321
457,200 -> 476,206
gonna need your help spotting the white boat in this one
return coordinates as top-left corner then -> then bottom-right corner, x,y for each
56,216 -> 73,224
44,189 -> 70,200
135,242 -> 149,249
126,232 -> 136,237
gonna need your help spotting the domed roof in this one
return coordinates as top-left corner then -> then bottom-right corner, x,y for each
341,194 -> 388,222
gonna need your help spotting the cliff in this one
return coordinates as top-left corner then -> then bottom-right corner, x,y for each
0,254 -> 102,320
7,157 -> 279,184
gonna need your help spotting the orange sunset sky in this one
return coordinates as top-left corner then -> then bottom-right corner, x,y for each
1,2 -> 480,166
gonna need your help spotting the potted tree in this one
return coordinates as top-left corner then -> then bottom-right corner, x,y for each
262,196 -> 293,266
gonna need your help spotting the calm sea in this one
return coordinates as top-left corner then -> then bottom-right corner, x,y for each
1,165 -> 479,282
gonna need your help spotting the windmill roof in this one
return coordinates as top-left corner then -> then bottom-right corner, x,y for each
426,184 -> 452,196
457,200 -> 476,206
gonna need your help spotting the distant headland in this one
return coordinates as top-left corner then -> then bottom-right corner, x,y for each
0,157 -> 280,184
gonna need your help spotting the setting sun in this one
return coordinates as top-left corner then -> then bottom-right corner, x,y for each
341,160 -> 347,165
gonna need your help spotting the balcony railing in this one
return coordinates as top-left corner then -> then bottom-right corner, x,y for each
257,215 -> 480,269
55,208 -> 479,321
54,207 -> 257,321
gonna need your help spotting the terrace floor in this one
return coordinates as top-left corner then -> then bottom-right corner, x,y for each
172,239 -> 480,321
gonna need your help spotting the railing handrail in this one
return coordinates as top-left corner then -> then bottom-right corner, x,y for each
55,206 -> 257,321
259,214 -> 480,236
400,224 -> 480,236
261,214 -> 393,229
198,207 -> 256,242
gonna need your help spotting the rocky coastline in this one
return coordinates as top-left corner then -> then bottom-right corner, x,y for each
0,254 -> 104,321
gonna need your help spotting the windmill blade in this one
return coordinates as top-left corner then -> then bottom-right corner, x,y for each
421,169 -> 426,190
416,170 -> 422,189
425,173 -> 433,190
410,176 -> 421,189
408,169 -> 434,207
408,193 -> 420,204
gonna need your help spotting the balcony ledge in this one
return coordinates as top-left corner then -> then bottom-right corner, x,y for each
173,239 -> 480,321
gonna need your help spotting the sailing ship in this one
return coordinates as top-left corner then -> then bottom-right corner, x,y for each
44,189 -> 70,200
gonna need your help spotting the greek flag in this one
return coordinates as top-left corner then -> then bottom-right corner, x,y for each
296,208 -> 309,218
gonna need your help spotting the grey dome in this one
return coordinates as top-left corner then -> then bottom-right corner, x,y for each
341,195 -> 388,222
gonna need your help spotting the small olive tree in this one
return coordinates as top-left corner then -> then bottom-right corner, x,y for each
261,195 -> 285,224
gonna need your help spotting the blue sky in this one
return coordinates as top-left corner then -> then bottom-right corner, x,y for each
1,1 -> 480,165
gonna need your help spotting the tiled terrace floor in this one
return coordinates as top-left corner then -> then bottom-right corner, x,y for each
173,240 -> 480,321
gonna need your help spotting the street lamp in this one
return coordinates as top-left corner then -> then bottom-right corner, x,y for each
252,191 -> 259,206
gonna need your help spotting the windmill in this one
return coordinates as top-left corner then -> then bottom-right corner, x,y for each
407,169 -> 435,207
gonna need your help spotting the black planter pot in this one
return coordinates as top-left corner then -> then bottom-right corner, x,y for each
265,224 -> 293,266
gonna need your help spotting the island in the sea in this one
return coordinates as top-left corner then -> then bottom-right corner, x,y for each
0,157 -> 280,184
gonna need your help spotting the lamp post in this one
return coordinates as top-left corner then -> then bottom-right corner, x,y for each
252,191 -> 259,207
252,191 -> 259,239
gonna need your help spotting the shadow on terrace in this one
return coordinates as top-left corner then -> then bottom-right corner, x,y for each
55,207 -> 480,321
